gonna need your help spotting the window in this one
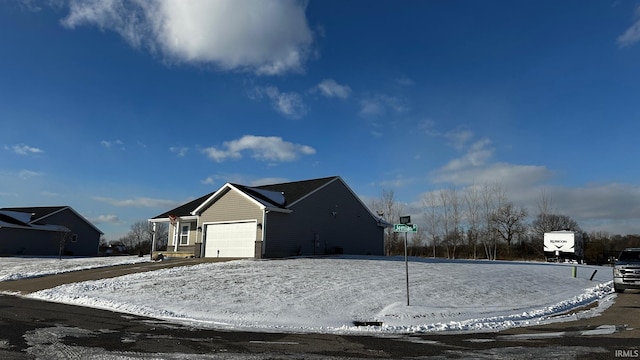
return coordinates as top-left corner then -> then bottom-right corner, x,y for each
180,224 -> 190,245
71,234 -> 78,242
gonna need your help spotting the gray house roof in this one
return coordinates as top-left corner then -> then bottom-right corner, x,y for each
151,176 -> 341,219
0,206 -> 103,234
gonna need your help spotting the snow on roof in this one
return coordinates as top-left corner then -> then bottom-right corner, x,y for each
0,210 -> 33,224
244,187 -> 286,206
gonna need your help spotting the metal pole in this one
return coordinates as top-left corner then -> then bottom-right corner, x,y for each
405,231 -> 409,306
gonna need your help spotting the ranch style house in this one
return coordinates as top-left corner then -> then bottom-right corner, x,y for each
149,176 -> 386,259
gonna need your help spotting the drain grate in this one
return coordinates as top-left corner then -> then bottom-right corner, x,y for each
353,321 -> 383,327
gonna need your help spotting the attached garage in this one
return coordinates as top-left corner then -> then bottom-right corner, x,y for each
204,221 -> 256,258
149,176 -> 385,259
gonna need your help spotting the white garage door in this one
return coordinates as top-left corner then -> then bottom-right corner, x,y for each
205,221 -> 256,258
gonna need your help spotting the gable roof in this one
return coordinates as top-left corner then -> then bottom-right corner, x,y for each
0,206 -> 104,235
151,191 -> 217,219
1,206 -> 67,222
253,176 -> 338,207
151,176 -> 341,220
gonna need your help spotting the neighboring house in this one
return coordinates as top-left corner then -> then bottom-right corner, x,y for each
0,206 -> 103,256
149,176 -> 385,259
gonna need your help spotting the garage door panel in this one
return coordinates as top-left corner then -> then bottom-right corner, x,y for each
205,221 -> 256,258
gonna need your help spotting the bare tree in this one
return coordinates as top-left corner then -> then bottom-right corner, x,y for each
410,226 -> 427,256
480,183 -> 506,260
464,185 -> 482,259
491,202 -> 528,256
439,187 -> 462,259
370,189 -> 404,255
121,220 -> 168,254
53,228 -> 71,260
422,191 -> 442,258
153,222 -> 169,251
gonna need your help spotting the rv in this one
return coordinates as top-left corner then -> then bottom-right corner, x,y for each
544,230 -> 584,263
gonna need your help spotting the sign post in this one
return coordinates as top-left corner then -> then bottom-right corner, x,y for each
394,216 -> 417,306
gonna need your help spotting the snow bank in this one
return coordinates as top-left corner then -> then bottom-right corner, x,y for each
19,256 -> 614,335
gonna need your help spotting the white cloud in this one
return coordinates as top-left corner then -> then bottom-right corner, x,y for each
90,214 -> 120,224
61,0 -> 314,75
93,196 -> 177,208
421,122 -> 474,150
252,86 -> 306,119
430,131 -> 551,189
19,170 -> 43,179
617,5 -> 640,47
201,176 -> 216,185
100,139 -> 125,149
415,123 -> 640,234
395,76 -> 414,86
359,94 -> 409,117
315,79 -> 351,99
5,144 -> 44,156
249,177 -> 290,186
202,135 -> 315,163
169,146 -> 188,157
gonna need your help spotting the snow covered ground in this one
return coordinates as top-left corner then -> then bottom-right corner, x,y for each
1,256 -> 614,335
0,255 -> 150,282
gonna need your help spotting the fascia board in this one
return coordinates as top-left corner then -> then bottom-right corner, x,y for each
285,177 -> 340,208
149,215 -> 197,222
0,222 -> 67,232
337,177 -> 389,224
289,176 -> 383,223
228,184 -> 268,210
33,206 -> 104,235
265,207 -> 292,214
191,184 -> 232,215
191,183 -> 266,215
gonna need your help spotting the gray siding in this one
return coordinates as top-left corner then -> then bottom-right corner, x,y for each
264,179 -> 384,258
32,208 -> 101,256
0,228 -> 61,256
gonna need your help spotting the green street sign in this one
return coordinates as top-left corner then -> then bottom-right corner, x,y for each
393,224 -> 418,233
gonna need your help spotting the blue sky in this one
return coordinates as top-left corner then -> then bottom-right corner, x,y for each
2,0 -> 640,240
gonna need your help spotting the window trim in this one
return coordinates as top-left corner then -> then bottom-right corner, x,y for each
179,224 -> 190,245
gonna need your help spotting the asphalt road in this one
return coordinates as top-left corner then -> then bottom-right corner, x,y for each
0,259 -> 638,359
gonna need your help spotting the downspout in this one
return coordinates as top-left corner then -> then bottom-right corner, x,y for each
262,209 -> 268,258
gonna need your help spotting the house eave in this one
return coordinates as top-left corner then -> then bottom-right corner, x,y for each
149,215 -> 198,223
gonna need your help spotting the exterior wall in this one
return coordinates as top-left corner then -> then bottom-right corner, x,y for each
0,227 -> 61,256
32,209 -> 101,256
167,221 -> 198,250
264,180 -> 384,258
198,188 -> 264,252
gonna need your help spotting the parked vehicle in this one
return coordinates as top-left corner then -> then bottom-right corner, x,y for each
613,248 -> 640,293
544,230 -> 584,263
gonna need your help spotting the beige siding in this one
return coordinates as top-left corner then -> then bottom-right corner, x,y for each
198,188 -> 263,242
168,221 -> 197,246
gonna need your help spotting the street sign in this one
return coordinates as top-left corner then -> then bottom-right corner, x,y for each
393,224 -> 418,232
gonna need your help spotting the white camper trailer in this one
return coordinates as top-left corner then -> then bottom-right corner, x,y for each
544,230 -> 584,262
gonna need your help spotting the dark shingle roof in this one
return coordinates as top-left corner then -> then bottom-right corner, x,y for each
0,206 -> 104,234
151,176 -> 340,219
254,176 -> 338,206
0,206 -> 67,222
151,191 -> 217,218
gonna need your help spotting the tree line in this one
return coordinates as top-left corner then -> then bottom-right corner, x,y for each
100,221 -> 168,255
369,185 -> 640,264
